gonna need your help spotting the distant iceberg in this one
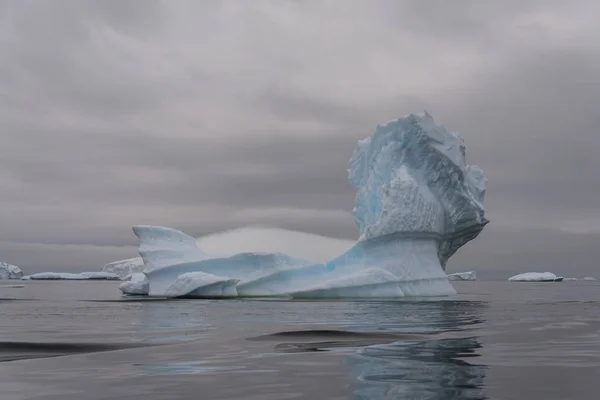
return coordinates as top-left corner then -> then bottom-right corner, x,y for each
508,272 -> 563,282
102,257 -> 144,279
447,271 -> 476,281
22,272 -> 121,281
582,277 -> 597,281
0,262 -> 23,280
125,112 -> 488,298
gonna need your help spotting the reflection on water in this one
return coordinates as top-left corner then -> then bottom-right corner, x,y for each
348,337 -> 486,399
4,282 -> 600,400
129,298 -> 489,398
345,300 -> 487,399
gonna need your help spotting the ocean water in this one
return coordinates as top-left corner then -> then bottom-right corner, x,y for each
1,280 -> 599,399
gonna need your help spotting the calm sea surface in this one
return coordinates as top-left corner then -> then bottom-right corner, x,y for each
1,280 -> 599,399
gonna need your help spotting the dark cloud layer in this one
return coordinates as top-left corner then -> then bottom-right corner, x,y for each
1,1 -> 599,273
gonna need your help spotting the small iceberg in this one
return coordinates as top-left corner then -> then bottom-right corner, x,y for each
447,271 -> 476,281
582,277 -> 597,281
22,272 -> 121,281
119,273 -> 150,295
1,262 -> 24,280
508,272 -> 563,282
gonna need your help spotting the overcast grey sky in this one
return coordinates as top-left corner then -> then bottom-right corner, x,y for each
1,0 -> 599,274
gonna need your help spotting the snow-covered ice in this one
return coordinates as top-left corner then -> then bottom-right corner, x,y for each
447,271 -> 476,281
102,257 -> 144,279
129,112 -> 488,298
0,262 -> 24,280
119,273 -> 149,295
22,272 -> 121,280
508,272 -> 563,282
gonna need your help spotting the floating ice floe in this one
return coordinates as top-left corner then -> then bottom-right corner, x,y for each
123,112 -> 488,298
508,272 -> 564,282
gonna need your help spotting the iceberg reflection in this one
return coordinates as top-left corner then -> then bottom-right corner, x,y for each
344,300 -> 487,399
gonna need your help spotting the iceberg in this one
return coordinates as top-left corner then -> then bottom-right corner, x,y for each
130,112 -> 488,298
119,272 -> 150,295
508,272 -> 564,282
22,272 -> 121,280
102,257 -> 144,279
582,277 -> 597,281
0,262 -> 23,280
447,271 -> 476,281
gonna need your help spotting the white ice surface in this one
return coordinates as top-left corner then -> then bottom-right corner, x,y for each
508,272 -> 561,282
129,112 -> 487,298
102,257 -> 144,279
163,272 -> 239,298
0,261 -> 23,280
144,250 -> 312,297
447,271 -> 476,281
0,262 -> 23,280
119,273 -> 149,295
133,225 -> 211,272
22,272 -> 121,280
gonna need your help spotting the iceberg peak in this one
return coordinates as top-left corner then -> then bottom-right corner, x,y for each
349,112 -> 488,268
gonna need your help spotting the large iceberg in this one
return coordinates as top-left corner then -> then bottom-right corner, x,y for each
126,112 -> 488,298
0,262 -> 23,280
508,272 -> 564,282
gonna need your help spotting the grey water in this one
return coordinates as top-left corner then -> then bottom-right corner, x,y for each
1,280 -> 599,400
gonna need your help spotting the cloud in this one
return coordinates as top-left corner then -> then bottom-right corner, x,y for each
1,0 -> 599,272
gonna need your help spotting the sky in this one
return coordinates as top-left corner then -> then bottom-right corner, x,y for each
1,0 -> 599,276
